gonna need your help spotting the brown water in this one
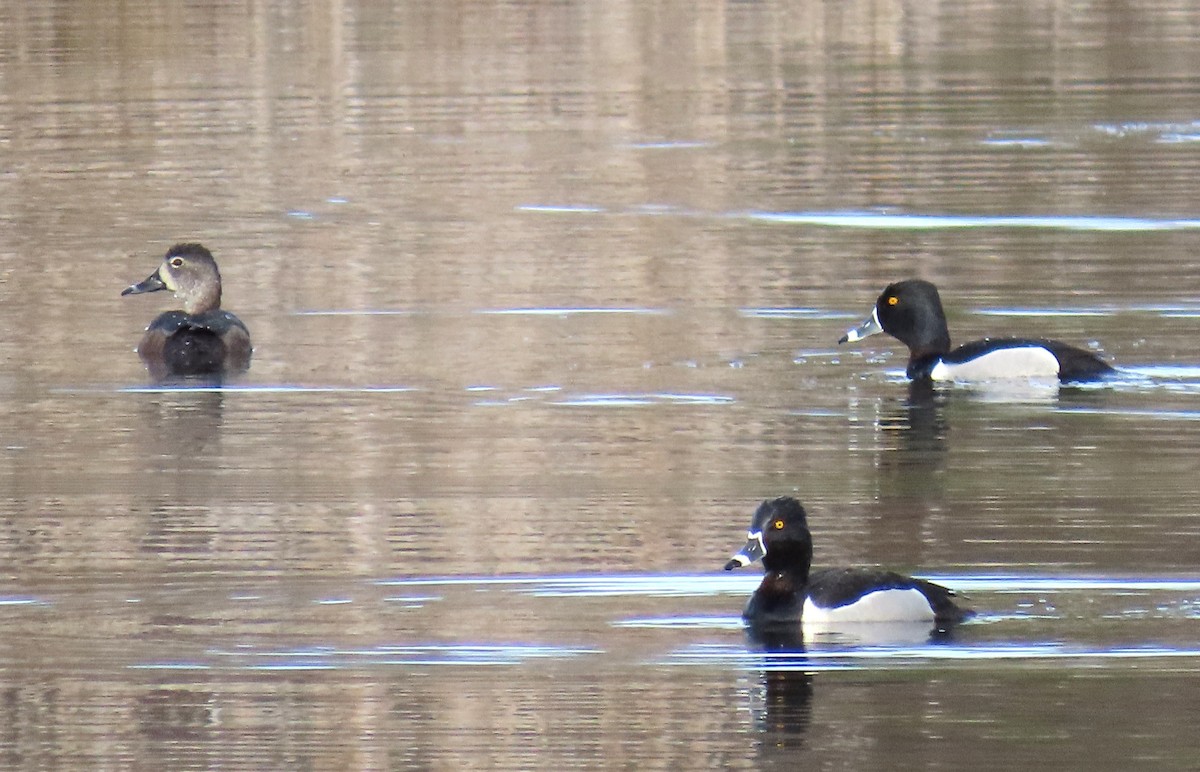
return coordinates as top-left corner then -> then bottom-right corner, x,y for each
3,1 -> 1200,769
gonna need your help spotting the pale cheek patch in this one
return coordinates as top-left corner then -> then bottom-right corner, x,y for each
802,588 -> 934,623
931,346 -> 1059,381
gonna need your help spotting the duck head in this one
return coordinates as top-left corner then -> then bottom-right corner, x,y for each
123,243 -> 223,315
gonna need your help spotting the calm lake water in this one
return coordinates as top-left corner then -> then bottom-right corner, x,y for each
3,0 -> 1200,769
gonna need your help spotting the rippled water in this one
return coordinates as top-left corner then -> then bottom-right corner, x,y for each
3,0 -> 1200,769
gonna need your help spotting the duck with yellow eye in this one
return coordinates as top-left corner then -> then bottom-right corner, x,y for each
839,279 -> 1114,383
725,497 -> 972,632
122,243 -> 252,380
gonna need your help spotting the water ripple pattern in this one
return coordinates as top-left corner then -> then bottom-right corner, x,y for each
666,642 -> 1200,670
134,643 -> 601,671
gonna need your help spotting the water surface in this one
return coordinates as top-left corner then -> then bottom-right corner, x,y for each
2,1 -> 1200,769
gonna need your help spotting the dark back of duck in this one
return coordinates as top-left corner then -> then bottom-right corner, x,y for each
162,327 -> 229,376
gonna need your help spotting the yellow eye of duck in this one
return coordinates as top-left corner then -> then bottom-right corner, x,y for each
887,295 -> 898,306
170,257 -> 184,268
772,519 -> 785,530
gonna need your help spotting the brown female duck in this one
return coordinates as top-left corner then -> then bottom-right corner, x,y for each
122,243 -> 251,379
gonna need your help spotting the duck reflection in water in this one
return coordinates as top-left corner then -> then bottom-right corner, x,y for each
876,379 -> 949,462
725,497 -> 972,642
122,243 -> 251,382
744,628 -> 814,757
876,376 -> 1113,479
728,498 -> 972,758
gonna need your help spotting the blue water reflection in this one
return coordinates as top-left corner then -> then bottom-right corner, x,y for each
521,203 -> 1200,231
742,211 -> 1200,231
668,642 -> 1200,669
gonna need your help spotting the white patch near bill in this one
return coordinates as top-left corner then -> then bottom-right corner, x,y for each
160,267 -> 180,293
930,346 -> 1059,381
842,306 -> 883,342
726,530 -> 765,568
802,588 -> 934,623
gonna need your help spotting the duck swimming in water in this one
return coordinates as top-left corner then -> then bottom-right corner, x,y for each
839,279 -> 1114,383
122,243 -> 251,379
726,497 -> 972,630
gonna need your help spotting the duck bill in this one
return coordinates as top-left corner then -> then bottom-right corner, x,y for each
723,530 -> 765,570
838,306 -> 883,344
122,269 -> 167,296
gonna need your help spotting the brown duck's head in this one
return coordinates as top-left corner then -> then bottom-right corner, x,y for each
122,243 -> 223,315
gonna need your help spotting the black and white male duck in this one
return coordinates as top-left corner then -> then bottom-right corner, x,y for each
122,243 -> 252,379
839,279 -> 1114,383
725,497 -> 972,628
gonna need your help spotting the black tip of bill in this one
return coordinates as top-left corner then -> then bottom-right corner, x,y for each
122,271 -> 167,297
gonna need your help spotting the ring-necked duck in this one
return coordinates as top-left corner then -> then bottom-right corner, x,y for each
122,243 -> 251,378
724,497 -> 971,626
838,279 -> 1114,382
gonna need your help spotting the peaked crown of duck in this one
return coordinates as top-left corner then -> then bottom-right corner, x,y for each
875,279 -> 952,357
731,496 -> 815,578
161,243 -> 223,315
123,243 -> 224,315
